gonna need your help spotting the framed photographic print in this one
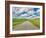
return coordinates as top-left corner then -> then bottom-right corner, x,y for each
5,1 -> 45,37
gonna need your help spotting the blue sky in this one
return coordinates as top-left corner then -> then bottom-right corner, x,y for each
12,7 -> 40,19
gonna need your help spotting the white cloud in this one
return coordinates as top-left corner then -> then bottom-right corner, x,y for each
20,14 -> 28,17
27,10 -> 35,16
19,8 -> 25,12
36,9 -> 40,13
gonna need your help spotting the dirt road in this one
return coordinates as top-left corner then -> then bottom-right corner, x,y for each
13,21 -> 39,31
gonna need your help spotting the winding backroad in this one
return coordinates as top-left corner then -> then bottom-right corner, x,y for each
13,21 -> 39,31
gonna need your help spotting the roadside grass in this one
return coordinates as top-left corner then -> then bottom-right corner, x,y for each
28,18 -> 40,28
13,18 -> 27,27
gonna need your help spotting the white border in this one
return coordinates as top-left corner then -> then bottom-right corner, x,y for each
10,4 -> 43,34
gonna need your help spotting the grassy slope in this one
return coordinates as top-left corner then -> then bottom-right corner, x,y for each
28,18 -> 40,28
13,18 -> 27,27
13,18 -> 40,28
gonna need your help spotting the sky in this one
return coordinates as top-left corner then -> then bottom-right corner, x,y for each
12,7 -> 40,19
